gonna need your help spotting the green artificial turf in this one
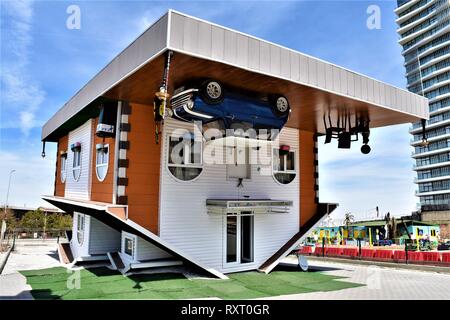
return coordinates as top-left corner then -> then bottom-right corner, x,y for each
20,267 -> 363,300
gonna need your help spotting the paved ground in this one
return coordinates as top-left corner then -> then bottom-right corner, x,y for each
0,239 -> 61,299
1,243 -> 450,300
263,256 -> 450,300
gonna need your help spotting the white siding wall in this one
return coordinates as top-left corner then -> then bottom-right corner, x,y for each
65,119 -> 93,200
120,231 -> 171,263
88,217 -> 121,254
71,212 -> 121,258
159,119 -> 299,273
70,212 -> 90,259
135,235 -> 171,261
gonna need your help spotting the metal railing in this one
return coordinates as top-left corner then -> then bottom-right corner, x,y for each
12,227 -> 71,240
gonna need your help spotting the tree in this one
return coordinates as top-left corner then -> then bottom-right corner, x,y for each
341,212 -> 355,244
0,208 -> 18,232
19,209 -> 46,230
343,212 -> 355,227
391,217 -> 398,239
19,210 -> 72,230
46,213 -> 72,230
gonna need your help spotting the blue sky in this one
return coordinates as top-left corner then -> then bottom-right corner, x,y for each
0,0 -> 417,219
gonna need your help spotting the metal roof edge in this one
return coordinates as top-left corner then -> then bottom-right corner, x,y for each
168,10 -> 428,101
41,11 -> 171,141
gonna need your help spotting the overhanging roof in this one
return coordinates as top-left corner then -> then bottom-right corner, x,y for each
42,10 -> 429,142
42,195 -> 227,279
348,220 -> 388,227
348,219 -> 439,227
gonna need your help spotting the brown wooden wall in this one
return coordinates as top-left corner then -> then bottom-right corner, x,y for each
126,103 -> 161,234
90,117 -> 116,203
54,135 -> 68,197
299,130 -> 317,228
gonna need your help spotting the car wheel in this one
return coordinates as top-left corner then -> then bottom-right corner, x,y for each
270,95 -> 290,117
200,79 -> 224,104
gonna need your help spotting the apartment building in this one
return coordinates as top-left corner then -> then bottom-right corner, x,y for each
396,0 -> 450,236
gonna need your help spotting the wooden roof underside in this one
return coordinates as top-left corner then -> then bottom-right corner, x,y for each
104,52 -> 423,134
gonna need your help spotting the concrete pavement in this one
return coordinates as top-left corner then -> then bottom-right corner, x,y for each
0,273 -> 33,299
0,239 -> 61,275
0,239 -> 62,300
263,257 -> 450,300
2,241 -> 450,300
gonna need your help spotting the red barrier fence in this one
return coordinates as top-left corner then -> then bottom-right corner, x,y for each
407,251 -> 423,262
310,245 -> 450,267
442,252 -> 450,263
360,248 -> 375,259
422,252 -> 441,262
327,247 -> 343,257
393,250 -> 406,261
342,247 -> 359,258
298,246 -> 313,255
314,247 -> 327,256
374,249 -> 394,260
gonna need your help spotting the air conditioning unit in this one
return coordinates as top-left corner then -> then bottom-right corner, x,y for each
96,123 -> 114,136
96,102 -> 117,138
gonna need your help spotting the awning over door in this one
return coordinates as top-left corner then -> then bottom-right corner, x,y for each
206,199 -> 293,214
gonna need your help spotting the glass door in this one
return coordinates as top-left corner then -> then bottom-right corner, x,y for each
226,215 -> 238,263
240,214 -> 254,263
224,212 -> 254,266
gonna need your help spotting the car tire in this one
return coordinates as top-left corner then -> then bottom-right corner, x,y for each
270,95 -> 290,117
200,79 -> 225,105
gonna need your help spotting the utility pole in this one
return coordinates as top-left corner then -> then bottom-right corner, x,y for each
1,170 -> 16,245
43,211 -> 47,240
4,170 -> 16,218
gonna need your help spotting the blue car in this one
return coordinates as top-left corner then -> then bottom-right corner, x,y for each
169,79 -> 290,139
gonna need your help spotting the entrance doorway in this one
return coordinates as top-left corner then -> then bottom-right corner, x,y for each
224,212 -> 254,266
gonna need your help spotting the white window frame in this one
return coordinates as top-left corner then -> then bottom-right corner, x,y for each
60,153 -> 67,183
95,144 -> 109,182
166,133 -> 203,182
76,213 -> 85,246
122,233 -> 136,261
223,212 -> 255,268
72,147 -> 82,181
272,147 -> 297,185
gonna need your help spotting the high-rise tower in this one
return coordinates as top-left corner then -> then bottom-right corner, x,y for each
396,0 -> 450,219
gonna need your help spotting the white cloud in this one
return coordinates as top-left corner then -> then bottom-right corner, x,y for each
319,124 -> 417,220
1,0 -> 45,136
139,9 -> 166,33
0,146 -> 56,209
